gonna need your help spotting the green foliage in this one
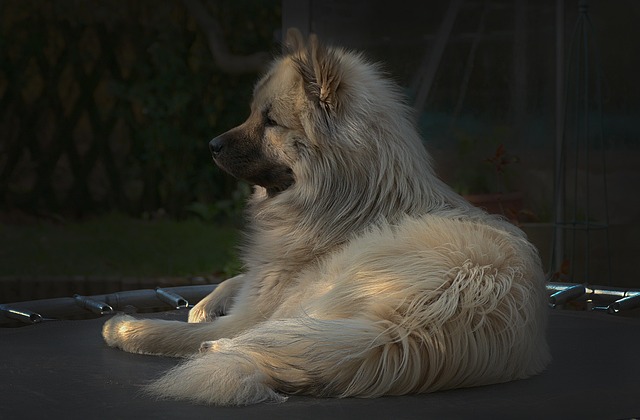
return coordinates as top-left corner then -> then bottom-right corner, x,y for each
0,213 -> 239,277
185,182 -> 251,224
108,0 -> 280,217
0,0 -> 281,218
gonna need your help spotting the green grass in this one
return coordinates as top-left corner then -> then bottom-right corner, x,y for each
0,213 -> 240,278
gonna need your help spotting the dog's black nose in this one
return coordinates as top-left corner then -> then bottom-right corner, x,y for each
209,137 -> 224,156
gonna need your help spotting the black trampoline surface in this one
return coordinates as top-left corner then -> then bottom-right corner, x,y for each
1,309 -> 639,420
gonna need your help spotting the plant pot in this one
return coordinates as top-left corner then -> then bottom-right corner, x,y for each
463,191 -> 523,222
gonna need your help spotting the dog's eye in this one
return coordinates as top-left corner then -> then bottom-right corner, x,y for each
293,140 -> 307,152
263,110 -> 279,128
265,116 -> 278,127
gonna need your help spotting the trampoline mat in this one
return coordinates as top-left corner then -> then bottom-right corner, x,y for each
1,309 -> 639,419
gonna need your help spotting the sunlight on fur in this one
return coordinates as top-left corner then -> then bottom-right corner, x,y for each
101,28 -> 550,406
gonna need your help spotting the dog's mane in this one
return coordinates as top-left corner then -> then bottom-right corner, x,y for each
241,38 -> 511,274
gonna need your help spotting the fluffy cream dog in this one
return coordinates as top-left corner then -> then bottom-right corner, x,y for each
102,29 -> 550,406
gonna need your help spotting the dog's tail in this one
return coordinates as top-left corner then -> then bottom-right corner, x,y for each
146,316 -> 419,406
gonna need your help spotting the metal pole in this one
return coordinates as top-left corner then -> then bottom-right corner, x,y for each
413,0 -> 463,117
553,0 -> 565,276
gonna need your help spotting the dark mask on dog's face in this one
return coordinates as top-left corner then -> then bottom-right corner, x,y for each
209,113 -> 295,195
209,58 -> 315,197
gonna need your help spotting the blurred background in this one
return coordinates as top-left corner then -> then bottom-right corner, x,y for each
1,0 -> 639,302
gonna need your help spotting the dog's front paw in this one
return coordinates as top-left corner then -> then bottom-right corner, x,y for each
188,303 -> 216,323
102,314 -> 138,350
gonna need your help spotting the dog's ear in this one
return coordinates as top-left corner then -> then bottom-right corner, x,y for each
284,27 -> 305,54
308,34 -> 342,113
290,32 -> 343,114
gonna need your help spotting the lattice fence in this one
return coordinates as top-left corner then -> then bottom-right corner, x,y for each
0,0 -> 279,218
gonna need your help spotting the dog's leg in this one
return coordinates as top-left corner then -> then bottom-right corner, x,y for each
188,274 -> 245,323
145,317 -> 405,405
102,316 -> 212,357
102,308 -> 264,357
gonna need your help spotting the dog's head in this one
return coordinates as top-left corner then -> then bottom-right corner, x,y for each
209,28 -> 364,196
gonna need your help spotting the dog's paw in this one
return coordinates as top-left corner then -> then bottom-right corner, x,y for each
199,338 -> 232,353
188,304 -> 216,323
199,340 -> 216,353
102,314 -> 138,349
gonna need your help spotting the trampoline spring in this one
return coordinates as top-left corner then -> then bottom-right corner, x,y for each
0,306 -> 43,324
73,295 -> 114,315
155,288 -> 189,309
548,284 -> 586,308
607,293 -> 640,314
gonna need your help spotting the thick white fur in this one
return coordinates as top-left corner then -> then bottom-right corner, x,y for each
102,30 -> 550,406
